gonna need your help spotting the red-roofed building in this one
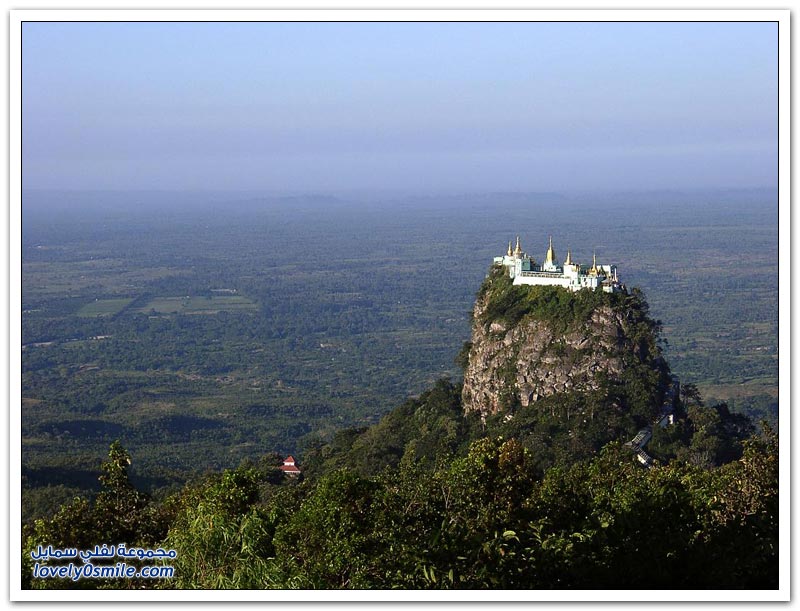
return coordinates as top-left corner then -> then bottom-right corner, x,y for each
279,455 -> 301,476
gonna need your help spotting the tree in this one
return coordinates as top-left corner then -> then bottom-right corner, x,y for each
163,465 -> 280,589
271,469 -> 384,588
681,382 -> 704,408
22,441 -> 167,589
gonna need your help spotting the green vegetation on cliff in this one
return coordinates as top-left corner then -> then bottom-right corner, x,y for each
477,265 -> 620,332
477,265 -> 663,364
302,379 -> 481,479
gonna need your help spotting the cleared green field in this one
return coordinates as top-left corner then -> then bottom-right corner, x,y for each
139,295 -> 258,314
77,298 -> 135,318
23,259 -> 181,297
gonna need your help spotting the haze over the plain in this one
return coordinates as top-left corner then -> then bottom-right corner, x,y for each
22,21 -> 777,194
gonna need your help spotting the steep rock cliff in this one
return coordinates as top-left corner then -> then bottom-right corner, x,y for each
462,266 -> 667,420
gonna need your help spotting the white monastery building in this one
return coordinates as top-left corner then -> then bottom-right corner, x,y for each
493,236 -> 624,293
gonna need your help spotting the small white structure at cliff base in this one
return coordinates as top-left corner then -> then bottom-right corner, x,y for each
493,236 -> 624,293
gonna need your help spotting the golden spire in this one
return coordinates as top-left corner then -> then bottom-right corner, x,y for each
514,235 -> 522,256
544,235 -> 556,266
507,241 -> 513,257
589,251 -> 598,275
564,247 -> 572,266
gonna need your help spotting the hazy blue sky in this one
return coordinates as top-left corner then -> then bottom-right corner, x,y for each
22,21 -> 778,193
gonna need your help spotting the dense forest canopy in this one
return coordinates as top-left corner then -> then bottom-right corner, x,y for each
23,385 -> 778,590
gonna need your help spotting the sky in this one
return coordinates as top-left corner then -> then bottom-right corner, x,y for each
21,21 -> 778,193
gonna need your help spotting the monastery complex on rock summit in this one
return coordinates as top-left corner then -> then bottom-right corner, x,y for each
494,236 -> 624,293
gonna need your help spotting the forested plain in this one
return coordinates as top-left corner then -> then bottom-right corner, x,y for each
22,267 -> 777,589
21,189 -> 779,522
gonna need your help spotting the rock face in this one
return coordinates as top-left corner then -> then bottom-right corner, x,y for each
461,271 -> 658,418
